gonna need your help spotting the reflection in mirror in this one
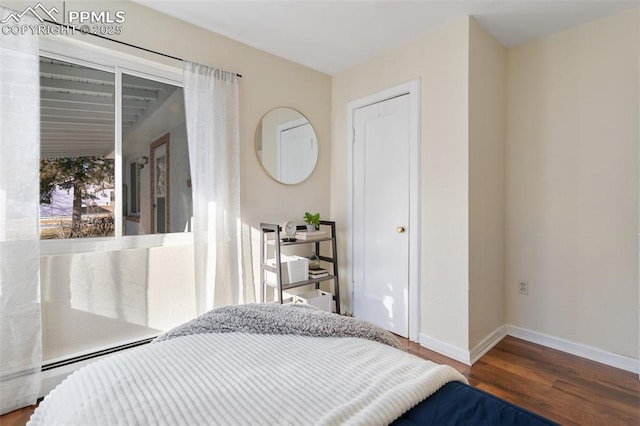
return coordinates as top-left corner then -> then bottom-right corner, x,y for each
122,74 -> 192,235
255,107 -> 318,184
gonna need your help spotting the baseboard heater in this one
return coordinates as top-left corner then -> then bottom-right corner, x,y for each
42,338 -> 154,372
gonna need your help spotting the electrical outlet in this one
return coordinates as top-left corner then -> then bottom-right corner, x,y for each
518,280 -> 529,295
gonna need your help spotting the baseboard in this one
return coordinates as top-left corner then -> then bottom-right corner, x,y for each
506,325 -> 639,374
419,333 -> 471,365
470,325 -> 507,364
419,325 -> 507,366
40,356 -> 104,398
419,324 -> 637,374
40,337 -> 154,398
40,348 -> 142,398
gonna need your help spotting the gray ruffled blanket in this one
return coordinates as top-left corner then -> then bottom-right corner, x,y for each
154,303 -> 401,349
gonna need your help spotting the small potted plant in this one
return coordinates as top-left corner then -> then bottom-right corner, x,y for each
303,212 -> 320,231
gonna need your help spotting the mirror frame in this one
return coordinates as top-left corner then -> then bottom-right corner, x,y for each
254,107 -> 318,185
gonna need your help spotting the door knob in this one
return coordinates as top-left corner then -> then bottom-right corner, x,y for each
396,226 -> 405,233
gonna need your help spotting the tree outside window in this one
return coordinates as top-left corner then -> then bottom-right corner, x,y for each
40,157 -> 114,239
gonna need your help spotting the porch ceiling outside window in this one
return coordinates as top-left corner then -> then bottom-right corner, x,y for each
39,58 -> 179,159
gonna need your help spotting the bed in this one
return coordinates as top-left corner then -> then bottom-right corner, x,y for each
28,304 -> 556,425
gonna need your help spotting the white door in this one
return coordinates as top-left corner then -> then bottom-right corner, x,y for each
353,94 -> 410,337
278,120 -> 318,184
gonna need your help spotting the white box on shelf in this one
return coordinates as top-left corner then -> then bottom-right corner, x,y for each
266,255 -> 309,285
291,289 -> 334,313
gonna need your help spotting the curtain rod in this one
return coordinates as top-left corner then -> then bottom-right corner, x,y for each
42,19 -> 243,78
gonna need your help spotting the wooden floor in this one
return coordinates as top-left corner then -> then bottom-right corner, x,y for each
402,336 -> 640,425
2,336 -> 638,425
0,405 -> 36,426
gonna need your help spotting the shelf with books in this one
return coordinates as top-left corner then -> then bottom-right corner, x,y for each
259,220 -> 341,314
264,274 -> 337,292
295,229 -> 328,240
308,267 -> 329,279
266,236 -> 333,246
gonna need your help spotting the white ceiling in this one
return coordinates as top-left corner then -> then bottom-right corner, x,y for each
133,0 -> 639,75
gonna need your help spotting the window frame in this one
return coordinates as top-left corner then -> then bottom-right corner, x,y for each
39,36 -> 192,256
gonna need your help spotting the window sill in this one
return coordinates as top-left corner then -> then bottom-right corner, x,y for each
40,232 -> 194,256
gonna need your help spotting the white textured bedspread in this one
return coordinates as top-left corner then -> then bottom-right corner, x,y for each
29,333 -> 466,425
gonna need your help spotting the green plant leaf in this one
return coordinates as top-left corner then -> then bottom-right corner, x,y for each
303,211 -> 321,229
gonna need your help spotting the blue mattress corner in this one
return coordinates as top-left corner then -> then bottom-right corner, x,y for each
392,381 -> 558,426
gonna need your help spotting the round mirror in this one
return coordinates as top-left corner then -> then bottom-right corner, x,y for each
255,107 -> 318,185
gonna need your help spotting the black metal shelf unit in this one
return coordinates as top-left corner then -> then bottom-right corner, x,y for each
259,220 -> 341,314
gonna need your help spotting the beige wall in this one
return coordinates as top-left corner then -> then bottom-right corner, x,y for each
468,20 -> 507,349
331,19 -> 471,349
506,8 -> 639,359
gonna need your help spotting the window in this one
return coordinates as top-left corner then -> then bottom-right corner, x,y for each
39,58 -> 116,239
39,56 -> 191,240
38,42 -> 197,365
122,73 -> 190,236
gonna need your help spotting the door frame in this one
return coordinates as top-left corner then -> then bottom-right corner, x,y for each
150,133 -> 170,234
346,79 -> 421,341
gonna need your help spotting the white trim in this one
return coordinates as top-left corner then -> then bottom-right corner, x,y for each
407,81 -> 421,342
419,332 -> 470,365
40,35 -> 182,85
42,336 -> 156,368
470,325 -> 507,364
114,68 -> 123,238
40,232 -> 194,256
40,358 -> 92,399
118,65 -> 184,89
419,326 -> 506,366
507,325 -> 639,374
421,324 -> 638,374
346,78 -> 421,341
39,48 -> 114,74
276,117 -> 309,133
39,334 -> 156,398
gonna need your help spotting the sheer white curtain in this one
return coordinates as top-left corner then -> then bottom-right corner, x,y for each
0,8 -> 42,414
183,62 -> 254,314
